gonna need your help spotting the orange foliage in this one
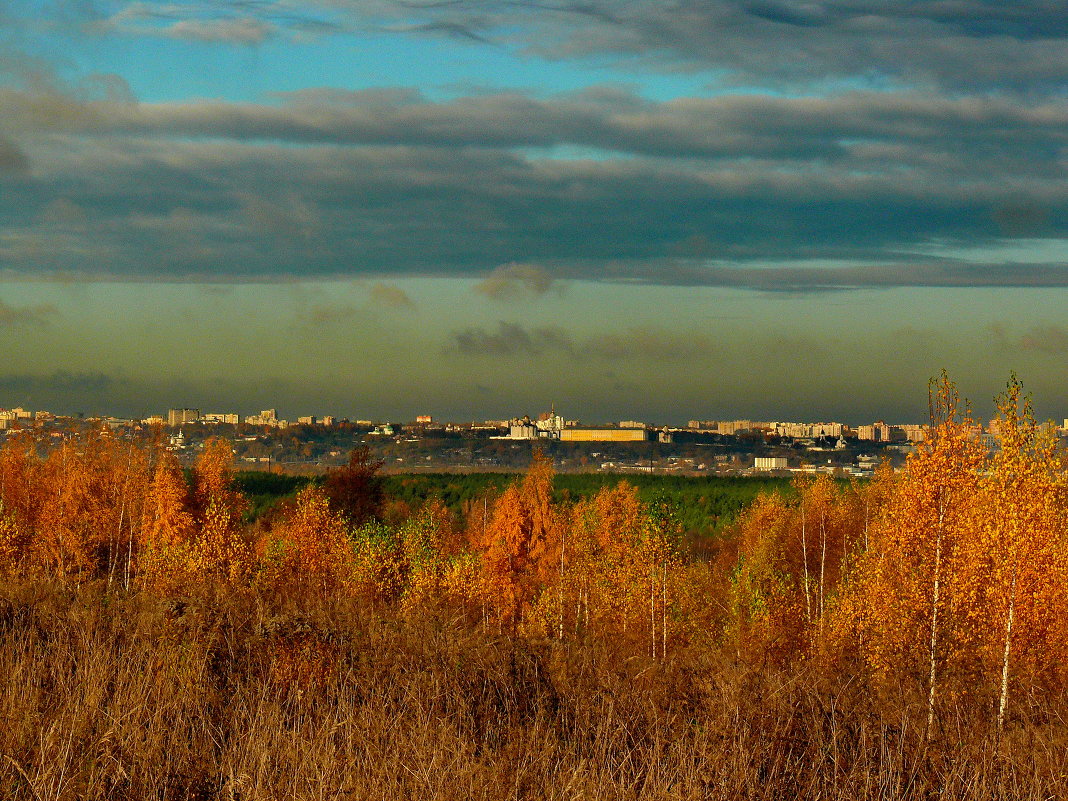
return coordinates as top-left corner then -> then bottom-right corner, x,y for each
257,486 -> 353,594
4,372 -> 1068,723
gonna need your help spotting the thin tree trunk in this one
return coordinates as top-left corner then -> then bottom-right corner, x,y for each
661,559 -> 668,660
801,496 -> 812,623
558,524 -> 565,640
997,570 -> 1018,734
650,568 -> 656,659
927,499 -> 945,734
819,509 -> 827,628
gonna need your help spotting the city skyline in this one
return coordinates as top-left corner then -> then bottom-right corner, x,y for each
1,3 -> 1067,420
2,393 -> 1062,434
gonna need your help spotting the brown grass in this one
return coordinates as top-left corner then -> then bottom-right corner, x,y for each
1,580 -> 1066,800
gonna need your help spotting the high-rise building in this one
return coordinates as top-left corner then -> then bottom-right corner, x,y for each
168,408 -> 200,427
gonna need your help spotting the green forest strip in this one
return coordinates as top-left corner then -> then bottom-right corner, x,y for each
233,470 -> 795,537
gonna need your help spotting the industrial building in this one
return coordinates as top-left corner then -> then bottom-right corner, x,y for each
754,456 -> 789,471
560,427 -> 648,443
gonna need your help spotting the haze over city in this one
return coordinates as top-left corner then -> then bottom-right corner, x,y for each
2,1 -> 1067,421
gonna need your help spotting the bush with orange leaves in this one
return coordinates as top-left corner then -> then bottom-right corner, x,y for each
138,449 -> 198,594
256,486 -> 354,594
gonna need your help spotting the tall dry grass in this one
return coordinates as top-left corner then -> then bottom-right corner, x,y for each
1,579 -> 1066,800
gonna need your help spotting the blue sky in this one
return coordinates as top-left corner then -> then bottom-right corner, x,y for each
1,1 -> 1067,422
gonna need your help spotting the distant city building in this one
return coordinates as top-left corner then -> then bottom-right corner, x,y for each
536,405 -> 564,438
719,420 -> 772,436
321,416 -> 335,426
754,456 -> 788,471
168,408 -> 200,427
416,415 -> 433,424
246,409 -> 285,427
772,421 -> 845,438
298,416 -> 316,425
856,421 -> 892,442
508,406 -> 565,439
619,420 -> 648,429
143,415 -> 165,426
898,424 -> 928,443
560,427 -> 648,442
202,413 -> 240,425
509,417 -> 538,440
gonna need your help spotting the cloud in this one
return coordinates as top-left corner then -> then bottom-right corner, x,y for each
0,137 -> 29,174
104,3 -> 284,45
474,263 -> 559,301
1,22 -> 1067,286
346,0 -> 1068,93
0,300 -> 58,326
0,370 -> 115,395
448,322 -> 715,362
987,323 -> 1068,355
1019,326 -> 1068,354
451,321 -> 573,357
583,328 -> 716,361
238,192 -> 321,240
618,261 -> 1068,293
368,282 -> 415,309
12,1 -> 1068,94
26,87 -> 1068,167
295,302 -> 358,325
990,200 -> 1051,237
164,17 -> 275,44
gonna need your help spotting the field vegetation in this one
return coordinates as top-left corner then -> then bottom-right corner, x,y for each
1,375 -> 1068,799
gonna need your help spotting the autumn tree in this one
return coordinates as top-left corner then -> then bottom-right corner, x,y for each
324,446 -> 384,527
189,438 -> 251,582
725,491 -> 807,664
836,373 -> 986,731
472,451 -> 562,632
258,486 -> 354,594
138,446 -> 197,593
956,377 -> 1068,731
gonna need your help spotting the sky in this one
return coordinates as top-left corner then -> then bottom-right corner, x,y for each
1,1 -> 1067,424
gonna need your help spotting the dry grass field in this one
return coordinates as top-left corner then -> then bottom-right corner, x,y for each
2,579 -> 1067,801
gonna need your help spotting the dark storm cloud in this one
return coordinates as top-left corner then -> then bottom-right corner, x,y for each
2,6 -> 1068,287
1,125 -> 1066,284
15,87 -> 1068,169
449,322 -> 715,361
452,322 -> 573,357
0,370 -> 117,395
